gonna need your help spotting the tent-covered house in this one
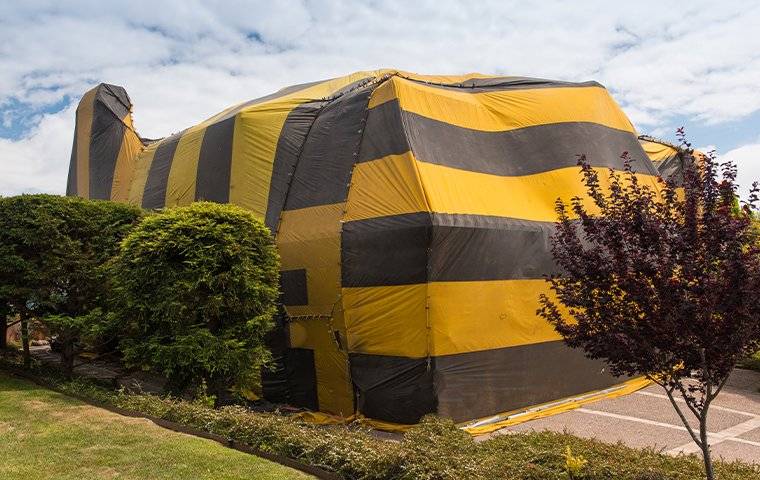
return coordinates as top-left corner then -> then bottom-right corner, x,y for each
67,70 -> 664,428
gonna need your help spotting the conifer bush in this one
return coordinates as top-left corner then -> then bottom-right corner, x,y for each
110,202 -> 280,403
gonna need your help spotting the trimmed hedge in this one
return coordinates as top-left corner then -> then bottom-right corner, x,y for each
109,202 -> 280,400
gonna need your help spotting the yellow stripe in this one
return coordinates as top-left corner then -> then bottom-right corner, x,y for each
110,128 -> 143,202
229,108 -> 289,218
126,143 -> 158,206
278,203 -> 353,415
74,88 -> 97,198
343,280 -> 564,358
278,203 -> 343,317
368,76 -> 635,134
394,71 -> 492,84
429,279 -> 563,356
342,284 -> 428,357
288,315 -> 354,416
164,127 -> 206,206
344,152 -> 430,221
344,154 -> 661,223
640,139 -> 679,163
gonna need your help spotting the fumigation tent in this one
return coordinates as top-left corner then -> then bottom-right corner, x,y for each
67,70 -> 664,426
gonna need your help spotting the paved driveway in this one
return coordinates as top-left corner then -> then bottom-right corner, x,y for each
493,368 -> 760,464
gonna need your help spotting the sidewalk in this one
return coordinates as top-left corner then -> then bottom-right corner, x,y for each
492,369 -> 760,464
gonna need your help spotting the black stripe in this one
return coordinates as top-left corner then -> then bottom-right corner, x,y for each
403,75 -> 603,93
404,113 -> 656,176
656,155 -> 687,185
262,312 -> 290,403
142,134 -> 181,209
285,348 -> 319,411
264,102 -> 323,230
342,213 -> 430,287
267,79 -> 378,228
350,341 -> 621,424
213,80 -> 325,125
431,214 -> 560,281
66,121 -> 78,196
195,116 -> 235,202
434,341 -> 621,422
89,100 -> 126,199
280,269 -> 308,306
341,213 -> 560,287
283,84 -> 375,211
361,101 -> 656,176
96,84 -> 132,121
349,353 -> 436,424
358,98 -> 409,162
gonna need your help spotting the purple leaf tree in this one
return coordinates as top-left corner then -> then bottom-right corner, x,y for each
538,131 -> 760,480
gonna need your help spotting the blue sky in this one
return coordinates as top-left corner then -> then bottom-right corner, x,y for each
1,0 -> 759,199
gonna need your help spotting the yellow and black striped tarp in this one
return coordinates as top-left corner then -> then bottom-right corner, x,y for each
67,70 -> 662,425
639,135 -> 705,186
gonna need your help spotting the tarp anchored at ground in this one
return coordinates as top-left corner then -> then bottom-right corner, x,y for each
67,69 -> 668,427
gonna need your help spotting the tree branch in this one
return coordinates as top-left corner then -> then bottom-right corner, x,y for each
709,375 -> 730,403
674,381 -> 703,420
663,385 -> 703,448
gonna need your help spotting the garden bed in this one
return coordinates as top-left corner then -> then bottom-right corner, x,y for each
2,353 -> 758,480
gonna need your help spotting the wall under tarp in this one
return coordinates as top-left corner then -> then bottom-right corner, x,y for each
67,70 -> 664,426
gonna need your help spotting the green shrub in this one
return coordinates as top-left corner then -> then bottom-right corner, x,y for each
0,194 -> 142,374
109,202 -> 280,402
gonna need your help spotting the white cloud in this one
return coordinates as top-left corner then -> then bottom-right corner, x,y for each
719,143 -> 760,203
1,0 -> 760,195
0,106 -> 73,196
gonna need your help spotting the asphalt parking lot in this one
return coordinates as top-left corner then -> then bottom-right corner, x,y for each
493,368 -> 760,464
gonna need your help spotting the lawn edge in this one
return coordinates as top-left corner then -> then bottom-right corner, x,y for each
0,365 -> 341,480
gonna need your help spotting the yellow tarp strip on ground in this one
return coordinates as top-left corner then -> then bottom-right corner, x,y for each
461,376 -> 652,435
292,377 -> 652,436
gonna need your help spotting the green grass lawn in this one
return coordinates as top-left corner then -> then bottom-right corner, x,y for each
0,373 -> 311,480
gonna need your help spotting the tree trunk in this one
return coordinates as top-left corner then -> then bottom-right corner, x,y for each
20,314 -> 30,368
0,314 -> 7,350
209,375 -> 233,407
700,412 -> 714,480
62,338 -> 75,379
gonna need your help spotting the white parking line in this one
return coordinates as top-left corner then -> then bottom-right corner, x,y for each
635,391 -> 757,417
576,407 -> 695,432
573,405 -> 760,456
667,417 -> 760,455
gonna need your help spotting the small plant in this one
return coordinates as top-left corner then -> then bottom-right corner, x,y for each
563,446 -> 588,479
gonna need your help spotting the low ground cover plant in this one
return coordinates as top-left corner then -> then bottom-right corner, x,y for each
3,354 -> 757,480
